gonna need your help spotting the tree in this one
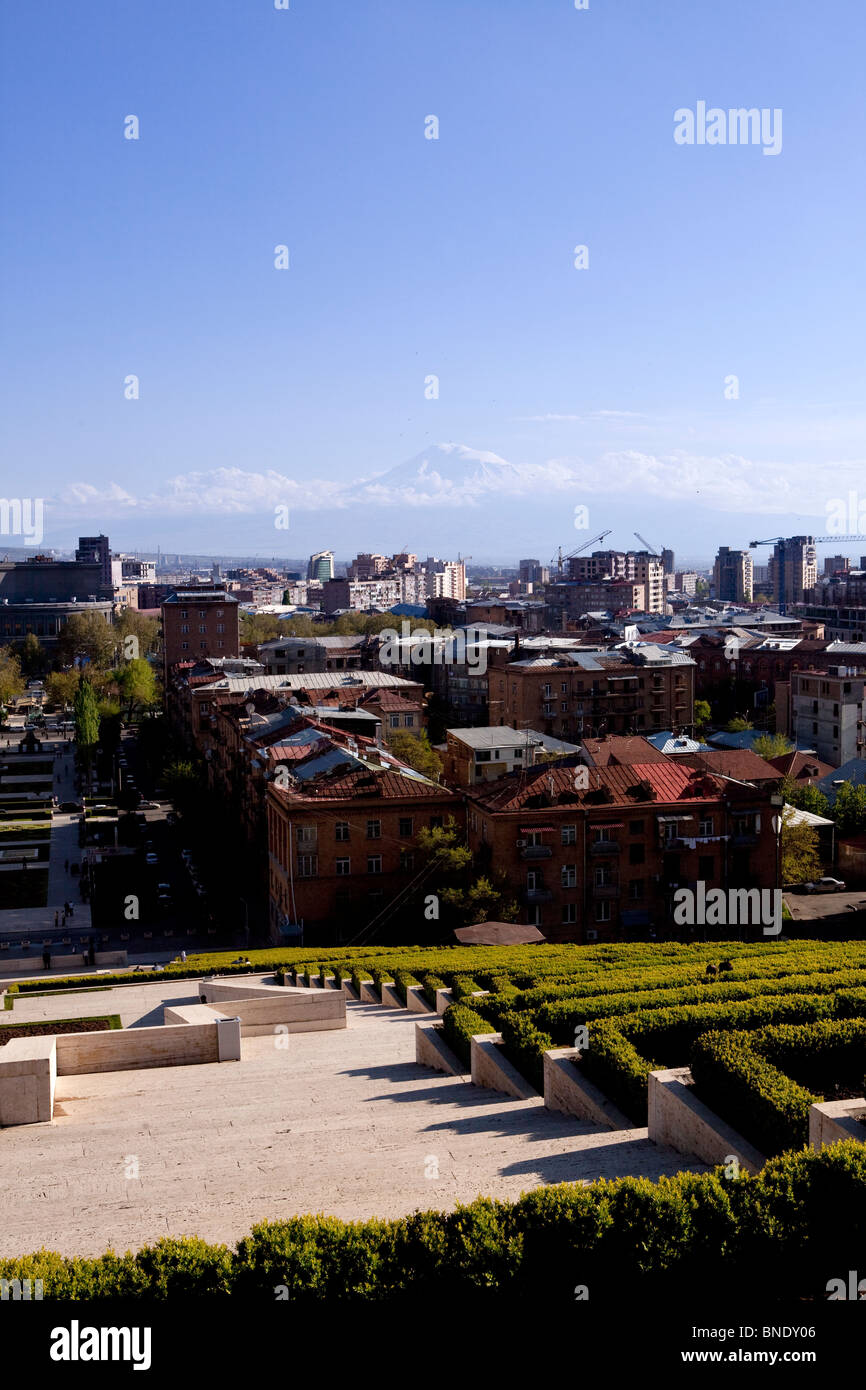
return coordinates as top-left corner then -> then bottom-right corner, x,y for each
780,778 -> 830,819
58,612 -> 118,669
726,717 -> 754,732
73,679 -> 100,768
417,818 -> 518,928
780,807 -> 822,884
115,658 -> 158,721
0,646 -> 25,705
694,699 -> 712,731
115,609 -> 160,659
44,670 -> 80,712
388,729 -> 442,780
753,732 -> 793,759
831,780 -> 866,836
18,632 -> 46,679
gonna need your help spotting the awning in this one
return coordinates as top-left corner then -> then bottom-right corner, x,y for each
591,822 -> 625,829
657,814 -> 695,822
519,825 -> 556,832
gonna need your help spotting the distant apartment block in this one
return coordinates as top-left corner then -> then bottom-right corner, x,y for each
768,536 -> 817,607
713,547 -> 753,603
321,577 -> 400,613
307,550 -> 335,583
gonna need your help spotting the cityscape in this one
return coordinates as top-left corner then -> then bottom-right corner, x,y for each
1,0 -> 864,1363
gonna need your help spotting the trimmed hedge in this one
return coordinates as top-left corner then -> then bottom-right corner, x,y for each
498,1011 -> 555,1094
0,1014 -> 122,1045
1,1143 -> 864,1300
441,1004 -> 496,1069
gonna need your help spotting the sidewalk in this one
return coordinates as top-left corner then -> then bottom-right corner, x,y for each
0,746 -> 91,940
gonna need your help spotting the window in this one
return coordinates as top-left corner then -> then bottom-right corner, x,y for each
389,714 -> 400,728
561,824 -> 577,845
561,701 -> 568,712
561,682 -> 568,693
594,866 -> 612,888
699,818 -> 713,837
180,624 -> 189,634
217,641 -> 224,649
628,879 -> 644,900
430,816 -> 443,830
199,624 -> 207,634
628,843 -> 645,865
630,820 -> 644,834
594,902 -> 611,922
400,850 -> 415,872
297,854 -> 317,878
296,825 -> 316,846
216,610 -> 224,618
592,827 -> 608,844
404,714 -> 415,727
335,858 -> 350,876
200,641 -> 207,649
526,870 -> 540,890
181,610 -> 189,619
366,820 -> 381,839
398,817 -> 413,838
561,864 -> 577,888
181,642 -> 189,650
543,684 -> 552,698
562,903 -> 577,924
367,855 -> 382,874
216,624 -> 225,634
198,610 -> 206,618
699,855 -> 714,878
335,822 -> 349,841
528,906 -> 542,926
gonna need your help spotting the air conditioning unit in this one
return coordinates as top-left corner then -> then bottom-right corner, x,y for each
516,838 -> 526,847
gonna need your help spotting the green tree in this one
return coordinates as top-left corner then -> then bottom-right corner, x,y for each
45,669 -> 81,712
831,780 -> 866,836
726,717 -> 754,732
780,807 -> 822,884
163,759 -> 206,818
753,732 -> 794,759
115,658 -> 158,721
59,612 -> 118,669
73,679 -> 100,768
694,699 -> 712,731
115,609 -> 160,659
417,818 -> 518,928
18,632 -> 46,679
0,646 -> 25,705
387,729 -> 442,780
780,778 -> 830,819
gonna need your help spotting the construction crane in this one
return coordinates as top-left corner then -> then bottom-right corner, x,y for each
749,535 -> 863,616
633,532 -> 660,556
551,528 -> 612,579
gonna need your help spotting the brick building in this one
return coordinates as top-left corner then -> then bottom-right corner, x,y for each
161,584 -> 240,678
267,737 -> 462,942
466,758 -> 782,943
487,646 -> 695,740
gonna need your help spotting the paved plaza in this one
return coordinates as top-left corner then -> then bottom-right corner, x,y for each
0,981 -> 707,1258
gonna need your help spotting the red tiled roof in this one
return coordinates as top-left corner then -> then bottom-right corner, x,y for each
682,750 -> 783,782
582,736 -> 669,766
271,767 -> 455,803
766,751 -> 836,781
468,759 -> 727,813
363,691 -> 420,712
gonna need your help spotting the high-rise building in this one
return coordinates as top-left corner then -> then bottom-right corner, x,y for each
161,583 -> 240,676
428,560 -> 466,601
661,548 -> 675,576
565,550 -> 665,613
768,536 -> 817,607
713,547 -> 754,603
519,559 -> 549,585
307,550 -> 335,583
75,534 -> 113,588
824,555 -> 851,577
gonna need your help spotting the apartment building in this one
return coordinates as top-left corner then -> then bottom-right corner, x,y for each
428,560 -> 467,601
267,737 -> 462,941
713,547 -> 753,603
768,536 -> 817,607
487,646 -> 695,740
307,550 -> 335,583
321,577 -> 400,613
442,726 -> 575,786
789,668 -> 866,766
564,550 -> 666,614
257,635 -> 373,675
465,758 -> 780,943
161,584 -> 240,677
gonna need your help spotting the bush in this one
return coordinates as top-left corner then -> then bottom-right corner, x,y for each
441,1004 -> 496,1069
499,1010 -> 554,1093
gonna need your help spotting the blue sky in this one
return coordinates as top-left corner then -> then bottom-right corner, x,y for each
1,0 -> 864,564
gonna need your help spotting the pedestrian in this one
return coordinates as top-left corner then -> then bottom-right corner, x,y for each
42,945 -> 50,970
54,910 -> 59,929
69,902 -> 74,918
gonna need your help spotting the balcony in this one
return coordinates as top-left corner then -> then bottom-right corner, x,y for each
592,882 -> 620,898
589,840 -> 621,855
523,887 -> 553,904
662,837 -> 690,852
731,833 -> 759,847
520,844 -> 553,859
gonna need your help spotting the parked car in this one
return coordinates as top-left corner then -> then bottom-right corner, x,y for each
139,800 -> 160,810
145,853 -> 158,866
804,877 -> 846,893
157,883 -> 172,894
59,800 -> 82,812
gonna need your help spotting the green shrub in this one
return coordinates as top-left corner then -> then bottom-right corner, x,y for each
441,1004 -> 496,1069
499,1010 -> 554,1093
